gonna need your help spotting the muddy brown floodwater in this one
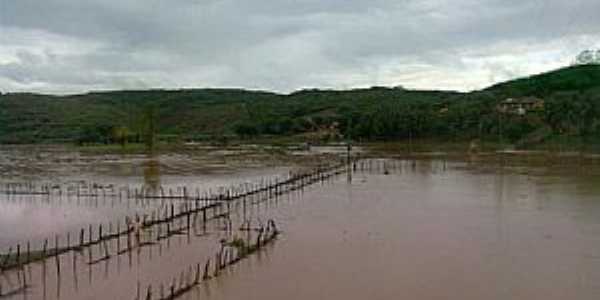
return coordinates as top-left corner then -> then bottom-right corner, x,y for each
192,159 -> 600,300
1,152 -> 600,299
0,145 -> 297,249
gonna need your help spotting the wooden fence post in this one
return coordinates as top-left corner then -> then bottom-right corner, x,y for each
55,235 -> 61,276
26,241 -> 31,264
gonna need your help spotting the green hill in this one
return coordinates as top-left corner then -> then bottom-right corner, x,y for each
1,65 -> 599,148
485,64 -> 600,97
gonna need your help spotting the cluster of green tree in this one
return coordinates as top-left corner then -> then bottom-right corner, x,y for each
575,49 -> 600,65
0,65 -> 599,147
339,93 -> 596,144
231,65 -> 600,145
75,104 -> 159,151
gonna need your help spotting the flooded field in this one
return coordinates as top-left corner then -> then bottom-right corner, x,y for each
0,145 -> 303,250
203,160 -> 600,300
1,145 -> 600,299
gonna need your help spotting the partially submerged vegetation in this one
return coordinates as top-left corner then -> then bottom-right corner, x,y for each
1,65 -> 599,151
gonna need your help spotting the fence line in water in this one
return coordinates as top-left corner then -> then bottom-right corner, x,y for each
134,220 -> 280,300
0,158 -> 409,271
0,161 -> 349,298
2,158 -> 409,273
0,163 -> 343,204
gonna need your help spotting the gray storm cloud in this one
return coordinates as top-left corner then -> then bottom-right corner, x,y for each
0,0 -> 598,94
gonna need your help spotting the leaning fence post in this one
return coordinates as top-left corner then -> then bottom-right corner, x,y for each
127,227 -> 132,251
194,263 -> 201,284
145,285 -> 152,300
103,240 -> 110,259
55,235 -> 61,276
116,230 -> 121,253
16,244 -> 20,267
88,225 -> 93,245
203,259 -> 210,280
186,213 -> 191,231
42,239 -> 48,259
26,241 -> 31,264
256,228 -> 264,249
78,229 -> 83,248
21,268 -> 27,289
170,279 -> 175,298
214,252 -> 220,276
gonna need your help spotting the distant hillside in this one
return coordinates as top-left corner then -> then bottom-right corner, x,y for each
485,64 -> 600,97
1,65 -> 599,148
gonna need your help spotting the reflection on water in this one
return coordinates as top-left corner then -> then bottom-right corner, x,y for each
196,159 -> 600,300
0,147 -> 295,250
143,157 -> 161,194
1,154 -> 600,299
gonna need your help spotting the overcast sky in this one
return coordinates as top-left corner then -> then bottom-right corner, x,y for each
0,0 -> 599,95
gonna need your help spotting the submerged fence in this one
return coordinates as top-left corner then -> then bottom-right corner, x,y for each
134,220 -> 280,300
1,158 -> 416,273
1,163 -> 346,202
0,161 -> 350,298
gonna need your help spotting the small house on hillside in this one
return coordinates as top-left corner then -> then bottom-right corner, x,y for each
497,97 -> 544,115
